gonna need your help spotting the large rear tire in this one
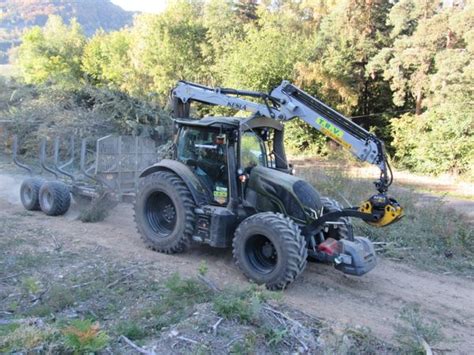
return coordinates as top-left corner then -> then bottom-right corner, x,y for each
233,212 -> 307,290
39,181 -> 71,216
20,178 -> 45,211
134,171 -> 195,254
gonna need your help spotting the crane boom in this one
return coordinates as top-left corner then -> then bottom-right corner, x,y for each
172,80 -> 392,193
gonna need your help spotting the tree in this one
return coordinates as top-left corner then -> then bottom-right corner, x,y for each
82,29 -> 132,91
17,15 -> 86,88
387,1 -> 474,176
128,0 -> 209,96
296,0 -> 394,125
368,0 -> 447,115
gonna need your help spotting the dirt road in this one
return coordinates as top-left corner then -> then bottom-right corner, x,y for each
0,173 -> 473,353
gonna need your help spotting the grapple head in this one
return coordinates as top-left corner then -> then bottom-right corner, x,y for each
359,193 -> 404,227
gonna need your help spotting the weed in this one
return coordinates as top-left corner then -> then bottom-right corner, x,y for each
0,323 -> 20,337
142,274 -> 212,330
198,260 -> 209,276
115,321 -> 147,341
63,319 -> 109,353
165,273 -> 212,304
0,324 -> 56,352
212,288 -> 261,324
21,276 -> 40,294
28,284 -> 75,316
394,306 -> 443,353
230,332 -> 257,354
263,326 -> 288,347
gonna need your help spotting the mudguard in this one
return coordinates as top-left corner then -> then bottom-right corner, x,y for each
140,159 -> 211,206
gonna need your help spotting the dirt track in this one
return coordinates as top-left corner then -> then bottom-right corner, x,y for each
0,173 -> 473,353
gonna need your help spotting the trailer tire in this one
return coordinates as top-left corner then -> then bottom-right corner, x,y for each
20,178 -> 44,211
320,197 -> 353,241
134,171 -> 195,254
39,181 -> 71,216
233,212 -> 307,290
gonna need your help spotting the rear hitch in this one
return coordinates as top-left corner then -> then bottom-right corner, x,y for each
309,237 -> 377,276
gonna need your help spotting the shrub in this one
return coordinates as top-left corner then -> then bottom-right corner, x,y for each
63,319 -> 109,353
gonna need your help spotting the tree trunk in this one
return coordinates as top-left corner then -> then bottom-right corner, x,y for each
415,90 -> 423,115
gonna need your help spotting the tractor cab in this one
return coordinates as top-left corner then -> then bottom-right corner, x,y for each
172,116 -> 291,208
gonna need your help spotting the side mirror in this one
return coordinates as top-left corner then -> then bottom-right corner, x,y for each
288,163 -> 296,175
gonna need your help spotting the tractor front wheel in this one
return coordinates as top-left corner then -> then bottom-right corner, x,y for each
233,212 -> 307,290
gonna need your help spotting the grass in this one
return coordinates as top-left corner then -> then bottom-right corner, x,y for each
394,306 -> 443,353
300,165 -> 474,275
0,324 -> 57,353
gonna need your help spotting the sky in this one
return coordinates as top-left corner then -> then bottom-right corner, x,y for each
111,0 -> 168,13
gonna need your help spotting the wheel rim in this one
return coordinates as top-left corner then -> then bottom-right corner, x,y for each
145,191 -> 177,237
41,190 -> 53,211
245,234 -> 278,275
23,186 -> 33,205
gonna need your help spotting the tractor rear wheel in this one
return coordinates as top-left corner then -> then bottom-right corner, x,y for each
134,171 -> 195,254
39,181 -> 71,216
233,212 -> 307,290
20,177 -> 44,211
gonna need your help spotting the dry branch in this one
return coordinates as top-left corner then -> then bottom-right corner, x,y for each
211,317 -> 224,336
120,335 -> 156,355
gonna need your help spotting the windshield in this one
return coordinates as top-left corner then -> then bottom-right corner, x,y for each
240,131 -> 267,170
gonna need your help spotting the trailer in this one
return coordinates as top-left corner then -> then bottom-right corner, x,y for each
13,134 -> 159,215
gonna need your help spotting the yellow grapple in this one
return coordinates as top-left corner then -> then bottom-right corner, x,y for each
359,194 -> 404,227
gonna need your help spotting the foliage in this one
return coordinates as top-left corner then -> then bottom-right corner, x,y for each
0,80 -> 172,159
63,319 -> 110,353
82,29 -> 132,91
9,0 -> 474,177
372,2 -> 474,176
17,15 -> 86,88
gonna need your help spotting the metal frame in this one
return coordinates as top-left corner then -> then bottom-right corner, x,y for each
13,134 -> 159,203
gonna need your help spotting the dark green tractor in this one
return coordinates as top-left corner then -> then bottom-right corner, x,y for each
134,81 -> 403,290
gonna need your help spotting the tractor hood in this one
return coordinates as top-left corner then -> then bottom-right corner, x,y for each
246,166 -> 322,223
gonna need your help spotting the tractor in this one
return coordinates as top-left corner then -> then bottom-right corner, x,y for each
134,81 -> 403,290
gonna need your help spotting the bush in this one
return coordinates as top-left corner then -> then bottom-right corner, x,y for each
63,319 -> 109,353
391,109 -> 474,178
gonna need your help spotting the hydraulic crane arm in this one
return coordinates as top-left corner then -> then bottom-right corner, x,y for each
171,80 -> 403,226
173,80 -> 391,192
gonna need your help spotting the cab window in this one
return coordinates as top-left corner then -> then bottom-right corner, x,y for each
177,126 -> 228,204
241,131 -> 267,170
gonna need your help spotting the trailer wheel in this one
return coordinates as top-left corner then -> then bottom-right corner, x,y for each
20,178 -> 44,211
39,181 -> 71,216
233,212 -> 307,290
320,197 -> 353,241
134,171 -> 195,254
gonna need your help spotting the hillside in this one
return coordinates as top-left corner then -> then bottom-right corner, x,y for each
0,0 -> 134,63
